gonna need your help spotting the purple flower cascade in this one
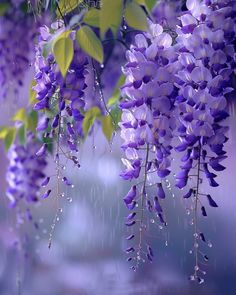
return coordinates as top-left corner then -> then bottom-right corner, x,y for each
120,22 -> 177,269
174,0 -> 235,282
0,0 -> 42,99
6,133 -> 47,228
34,23 -> 88,165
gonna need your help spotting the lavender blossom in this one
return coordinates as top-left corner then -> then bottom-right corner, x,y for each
174,0 -> 235,282
6,133 -> 47,225
33,23 -> 88,157
120,22 -> 177,268
0,2 -> 43,99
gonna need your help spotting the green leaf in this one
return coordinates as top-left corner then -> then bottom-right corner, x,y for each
27,111 -> 38,132
18,124 -> 26,145
108,74 -> 125,106
100,0 -> 123,38
124,2 -> 148,31
4,127 -> 16,151
57,0 -> 80,16
83,8 -> 100,27
134,0 -> 146,5
134,0 -> 156,11
0,2 -> 9,16
29,80 -> 37,105
53,36 -> 74,77
110,106 -> 122,129
0,126 -> 9,139
145,0 -> 157,11
76,26 -> 104,63
82,107 -> 101,136
53,30 -> 72,44
101,115 -> 114,141
12,108 -> 26,122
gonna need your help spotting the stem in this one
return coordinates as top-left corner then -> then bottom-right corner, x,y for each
136,143 -> 149,267
91,59 -> 116,124
193,142 -> 202,278
56,0 -> 67,27
48,115 -> 61,249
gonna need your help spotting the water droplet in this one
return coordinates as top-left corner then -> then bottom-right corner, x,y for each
194,243 -> 199,248
67,197 -> 73,203
150,219 -> 155,224
189,250 -> 193,254
207,241 -> 212,248
58,208 -> 63,213
194,265 -> 199,271
100,63 -> 104,68
193,233 -> 198,238
159,225 -> 163,230
165,241 -> 168,246
123,25 -> 127,30
56,217 -> 60,222
71,184 -> 75,188
186,209 -> 191,215
135,203 -> 139,208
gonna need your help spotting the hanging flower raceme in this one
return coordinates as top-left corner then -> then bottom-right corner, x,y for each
174,0 -> 235,283
33,23 -> 88,161
120,22 -> 177,269
0,0 -> 43,99
6,132 -> 47,228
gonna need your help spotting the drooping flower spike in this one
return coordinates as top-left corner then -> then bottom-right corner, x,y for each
6,132 -> 48,228
120,22 -> 178,269
0,0 -> 44,99
174,0 -> 235,282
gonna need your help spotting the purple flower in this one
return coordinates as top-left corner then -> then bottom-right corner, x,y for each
157,183 -> 165,199
6,133 -> 47,214
0,7 -> 44,99
123,186 -> 136,208
41,189 -> 51,199
36,143 -> 47,157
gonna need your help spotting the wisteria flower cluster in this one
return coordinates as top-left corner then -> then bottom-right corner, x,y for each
120,22 -> 177,269
34,23 -> 89,159
172,0 -> 235,282
6,132 -> 47,228
0,0 -> 42,99
120,0 -> 235,278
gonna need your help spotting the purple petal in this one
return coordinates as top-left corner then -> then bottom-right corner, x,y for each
126,234 -> 135,240
41,177 -> 50,187
154,197 -> 162,213
125,220 -> 136,226
183,189 -> 193,199
36,144 -> 47,157
41,189 -> 51,199
157,183 -> 165,199
206,195 -> 218,207
201,206 -> 207,217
